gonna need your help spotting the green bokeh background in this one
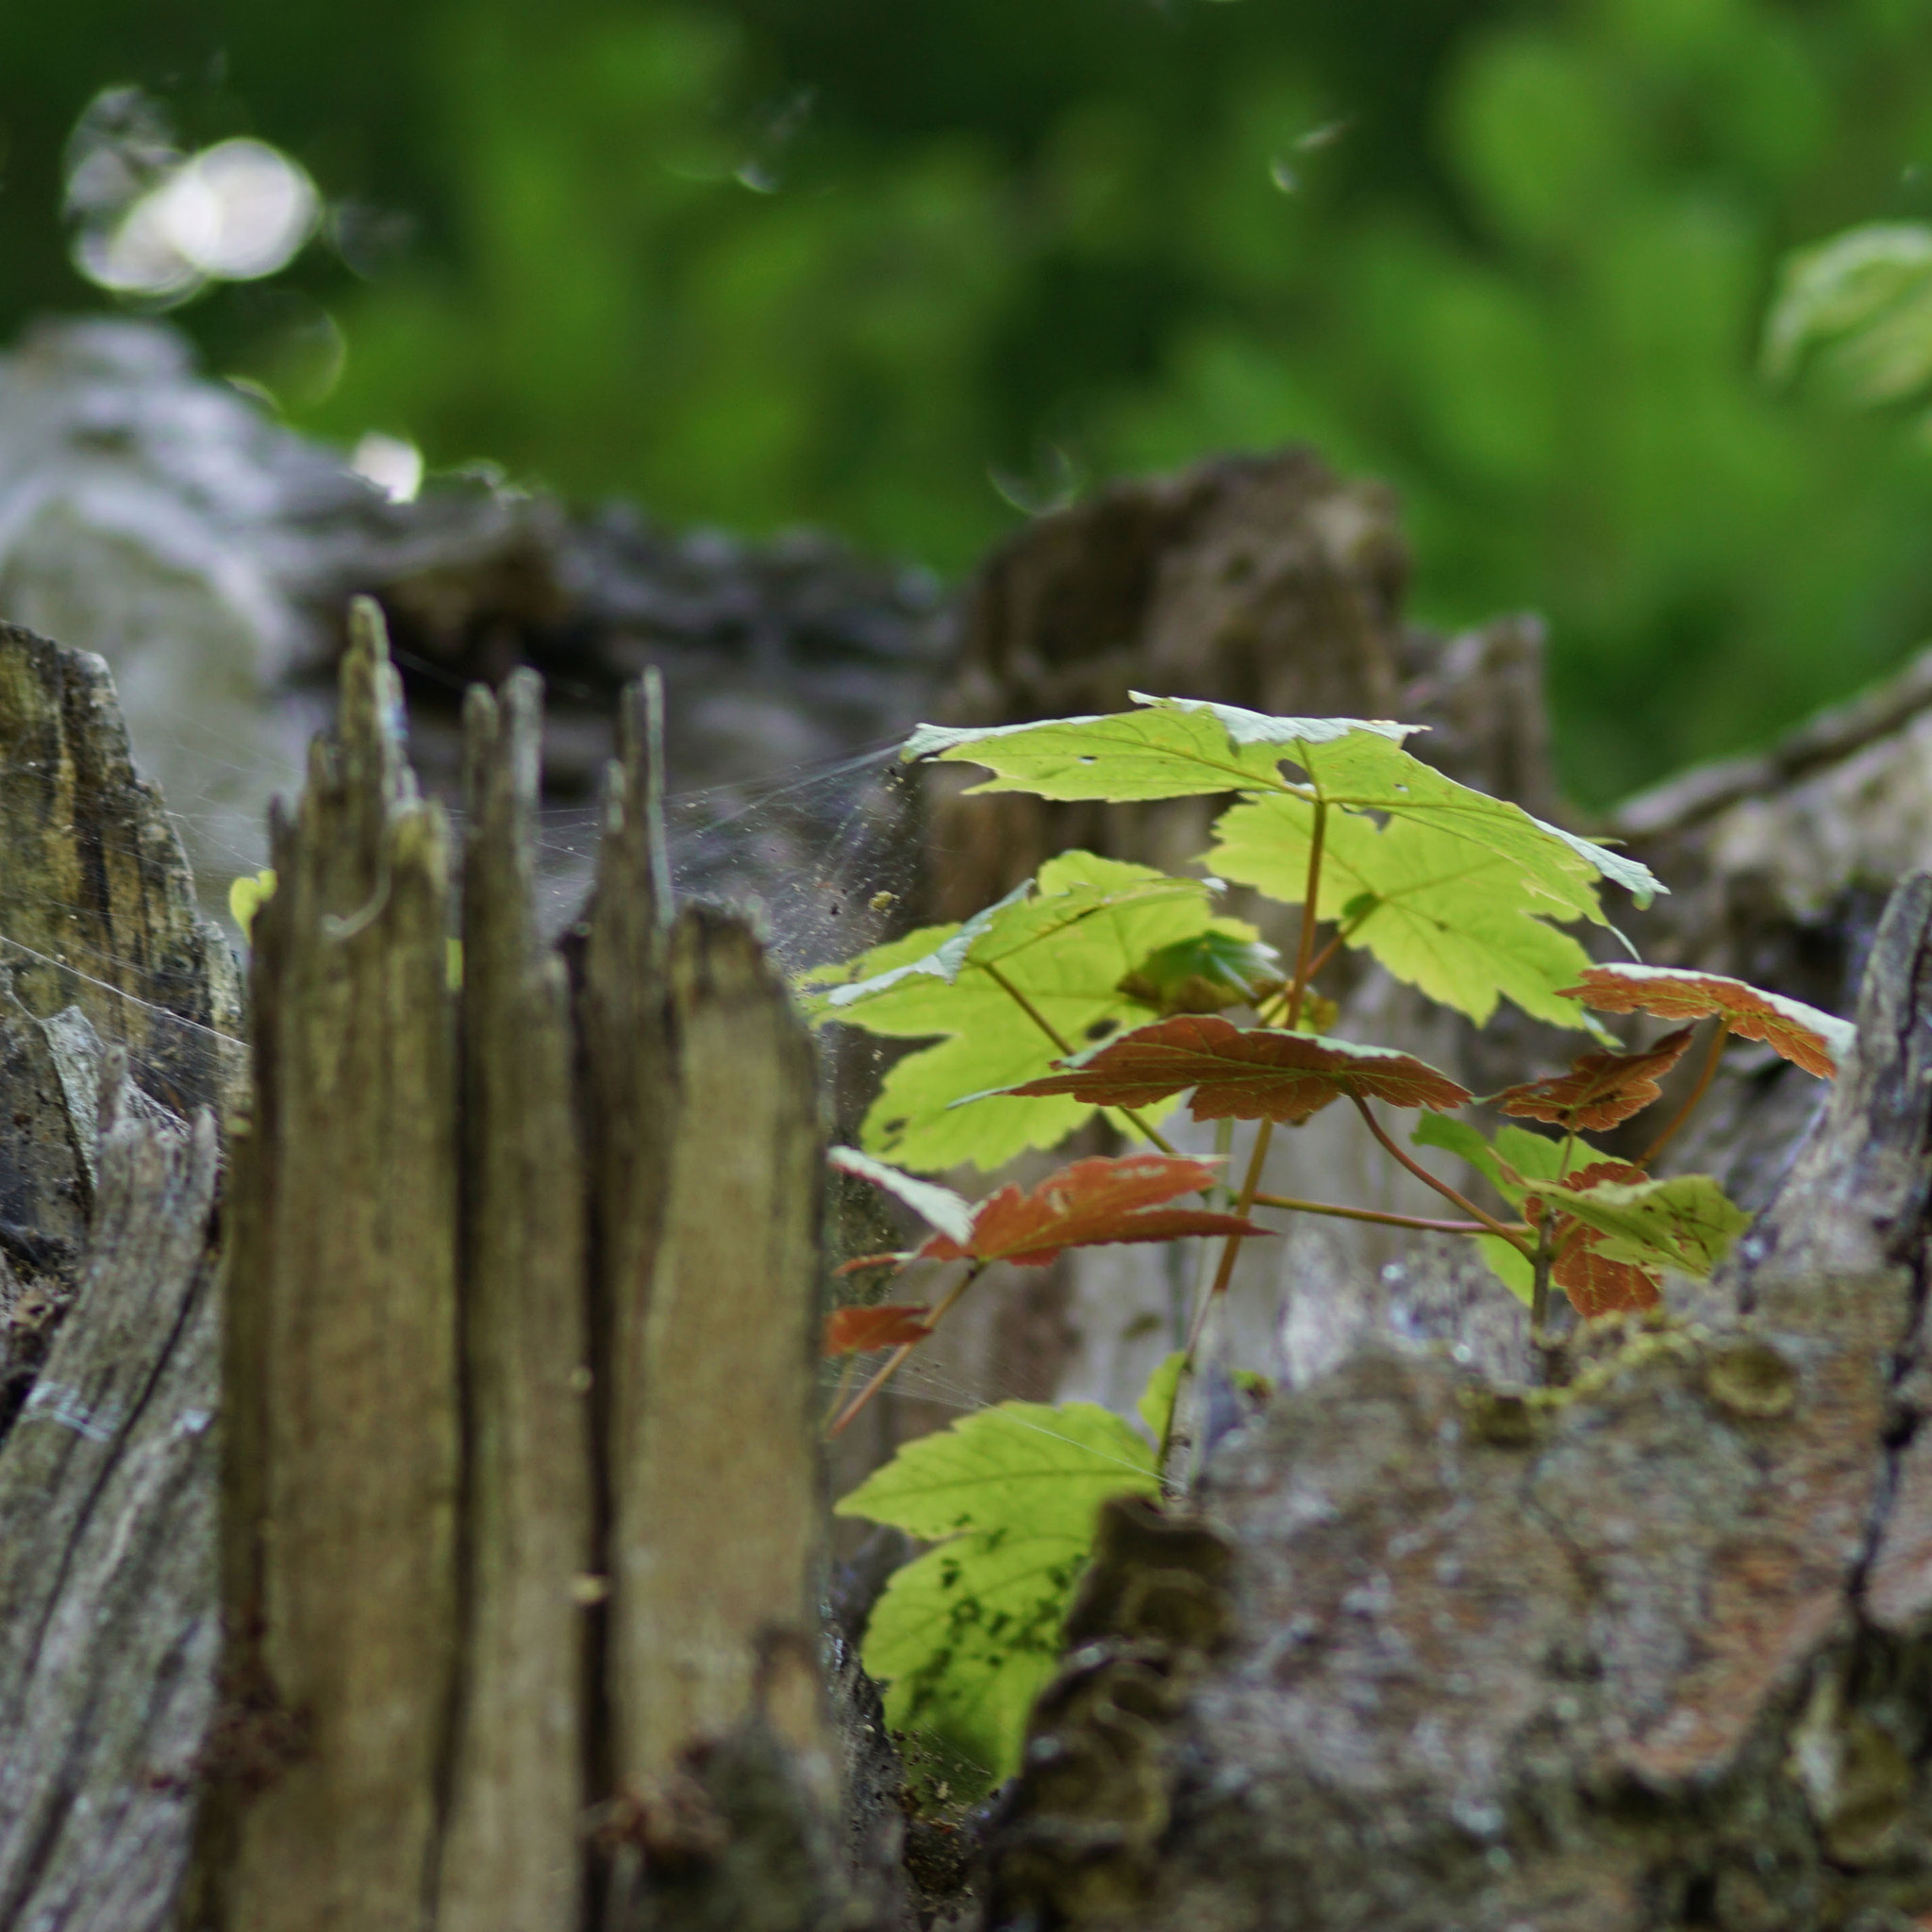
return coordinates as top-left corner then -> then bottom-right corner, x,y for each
9,0 -> 1932,800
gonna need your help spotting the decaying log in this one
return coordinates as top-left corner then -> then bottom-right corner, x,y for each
0,614 -> 239,1932
0,1086 -> 221,1932
0,608 -> 861,1929
986,874 -> 1932,1931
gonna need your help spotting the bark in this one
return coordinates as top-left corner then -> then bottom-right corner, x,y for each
0,1090 -> 221,1932
0,613 -> 238,1932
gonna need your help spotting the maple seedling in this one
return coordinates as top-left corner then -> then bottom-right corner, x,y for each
807,695 -> 1853,1791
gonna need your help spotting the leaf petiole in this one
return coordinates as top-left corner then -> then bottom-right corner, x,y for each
1639,1020 -> 1728,1165
1250,1191 -> 1504,1237
980,958 -> 1180,1155
1349,1097 -> 1535,1255
829,1260 -> 987,1437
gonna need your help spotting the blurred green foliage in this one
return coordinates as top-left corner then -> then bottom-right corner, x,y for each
9,0 -> 1932,798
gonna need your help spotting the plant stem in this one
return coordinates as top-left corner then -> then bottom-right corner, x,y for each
1280,902 -> 1379,1008
1250,1191 -> 1504,1236
1283,801 -> 1329,1033
1349,1098 -> 1535,1253
1639,1020 -> 1728,1166
828,1261 -> 985,1437
1188,801 -> 1335,1350
1189,1120 -> 1274,1352
1528,1215 -> 1555,1337
980,958 -> 1179,1155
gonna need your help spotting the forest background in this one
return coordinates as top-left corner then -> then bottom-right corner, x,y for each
8,0 -> 1932,802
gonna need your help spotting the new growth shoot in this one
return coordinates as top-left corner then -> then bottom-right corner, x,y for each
801,694 -> 1853,1792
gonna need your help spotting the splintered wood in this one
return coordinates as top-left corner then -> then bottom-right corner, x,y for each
193,605 -> 832,1931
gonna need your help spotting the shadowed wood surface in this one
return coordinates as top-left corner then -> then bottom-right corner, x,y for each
436,669 -> 593,1931
0,622 -> 241,1114
608,906 -> 827,1784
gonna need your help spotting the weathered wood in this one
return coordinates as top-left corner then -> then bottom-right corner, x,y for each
437,669 -> 593,1930
0,621 -> 242,1115
202,598 -> 460,1931
0,1070 -> 221,1932
0,619 -> 238,1932
608,904 -> 827,1786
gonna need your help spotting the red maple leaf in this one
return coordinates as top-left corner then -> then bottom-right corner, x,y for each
823,1304 -> 933,1357
1008,1015 -> 1472,1126
912,1153 -> 1272,1268
1557,964 -> 1852,1079
1492,1026 -> 1695,1132
1524,1159 -> 1661,1320
1552,1237 -> 1662,1320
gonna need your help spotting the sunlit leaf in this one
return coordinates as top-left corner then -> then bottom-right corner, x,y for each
1146,694 -> 1658,909
824,1304 -> 933,1356
901,705 -> 1411,801
798,852 -> 1245,1171
905,696 -> 1660,913
910,1153 -> 1268,1267
1009,1014 -> 1471,1124
1559,963 -> 1853,1078
1762,222 -> 1932,408
1491,1026 -> 1695,1132
1209,798 -> 1600,1027
836,1401 -> 1159,1789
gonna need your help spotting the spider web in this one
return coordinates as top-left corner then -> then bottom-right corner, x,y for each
0,680 -> 1150,1495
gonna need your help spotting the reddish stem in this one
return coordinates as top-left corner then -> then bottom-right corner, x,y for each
1350,1097 -> 1535,1254
1639,1020 -> 1728,1166
981,959 -> 1179,1155
828,1261 -> 984,1437
1251,1191 -> 1503,1236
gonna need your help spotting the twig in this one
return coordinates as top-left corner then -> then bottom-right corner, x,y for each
1349,1098 -> 1534,1253
1639,1020 -> 1728,1165
1251,1191 -> 1503,1236
828,1262 -> 984,1437
980,959 -> 1179,1155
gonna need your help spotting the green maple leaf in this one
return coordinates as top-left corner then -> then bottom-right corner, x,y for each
836,1399 -> 1158,1790
1552,1172 -> 1749,1281
901,706 -> 1407,802
904,694 -> 1659,915
798,852 -> 1251,1172
1208,799 -> 1601,1029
